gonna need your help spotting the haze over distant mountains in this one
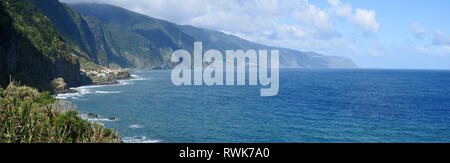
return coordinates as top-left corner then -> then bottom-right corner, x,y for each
32,1 -> 358,69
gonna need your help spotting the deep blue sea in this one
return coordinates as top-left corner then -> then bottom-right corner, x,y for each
57,69 -> 450,143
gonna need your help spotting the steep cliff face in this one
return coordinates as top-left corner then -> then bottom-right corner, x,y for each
72,3 -> 358,69
29,1 -> 357,69
29,0 -> 99,63
0,0 -> 82,92
68,3 -> 195,69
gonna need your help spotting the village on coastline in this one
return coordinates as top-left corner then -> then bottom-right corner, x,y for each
77,61 -> 132,86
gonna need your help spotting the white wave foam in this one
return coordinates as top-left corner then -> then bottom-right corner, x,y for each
94,91 -> 121,94
126,74 -> 150,82
77,84 -> 109,90
55,92 -> 83,100
115,74 -> 149,86
118,80 -> 132,85
88,117 -> 117,122
129,124 -> 143,129
55,84 -> 124,99
80,113 -> 118,123
56,73 -> 142,99
54,84 -> 101,99
131,74 -> 145,80
123,136 -> 161,143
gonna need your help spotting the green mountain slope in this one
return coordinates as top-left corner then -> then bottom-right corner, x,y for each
69,3 -> 195,69
29,0 -> 98,63
30,1 -> 357,69
70,3 -> 357,69
0,0 -> 84,92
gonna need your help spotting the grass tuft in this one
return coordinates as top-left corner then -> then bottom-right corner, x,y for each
0,83 -> 121,143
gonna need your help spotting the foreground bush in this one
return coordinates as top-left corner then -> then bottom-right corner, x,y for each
0,83 -> 121,143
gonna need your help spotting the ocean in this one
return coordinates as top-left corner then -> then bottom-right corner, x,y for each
56,69 -> 450,143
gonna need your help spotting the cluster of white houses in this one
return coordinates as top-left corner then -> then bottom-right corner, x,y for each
80,68 -> 122,77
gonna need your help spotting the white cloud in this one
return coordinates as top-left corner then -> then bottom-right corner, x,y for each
445,46 -> 450,51
328,0 -> 380,35
353,9 -> 379,34
291,3 -> 340,39
274,24 -> 305,39
433,30 -> 450,46
444,46 -> 450,54
410,22 -> 428,39
414,46 -> 450,56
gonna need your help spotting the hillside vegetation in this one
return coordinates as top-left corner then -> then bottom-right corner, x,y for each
69,3 -> 357,69
28,1 -> 357,69
0,0 -> 83,92
29,0 -> 101,65
0,0 -> 127,143
0,84 -> 121,143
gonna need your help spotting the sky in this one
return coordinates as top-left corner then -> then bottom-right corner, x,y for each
60,0 -> 450,69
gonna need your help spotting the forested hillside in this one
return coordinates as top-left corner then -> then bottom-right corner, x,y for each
0,0 -> 84,92
28,1 -> 357,69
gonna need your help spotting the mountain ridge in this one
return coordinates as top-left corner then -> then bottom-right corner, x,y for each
45,2 -> 357,69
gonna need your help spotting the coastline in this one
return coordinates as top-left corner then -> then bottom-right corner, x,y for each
49,72 -> 136,142
56,70 -> 163,143
55,71 -> 135,96
55,71 -> 146,142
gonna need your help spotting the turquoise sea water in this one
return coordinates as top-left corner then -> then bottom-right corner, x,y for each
57,69 -> 450,143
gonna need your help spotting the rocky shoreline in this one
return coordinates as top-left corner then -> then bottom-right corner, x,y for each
53,72 -> 134,126
54,71 -> 133,95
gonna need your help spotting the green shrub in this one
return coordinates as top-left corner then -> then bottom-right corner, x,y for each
0,83 -> 121,143
37,91 -> 55,105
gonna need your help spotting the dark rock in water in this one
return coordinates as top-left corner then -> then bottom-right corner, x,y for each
108,117 -> 116,121
55,88 -> 78,94
87,113 -> 98,118
51,77 -> 80,94
115,71 -> 132,79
